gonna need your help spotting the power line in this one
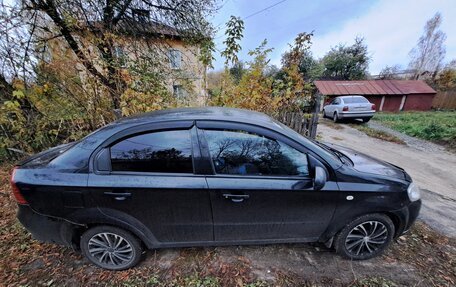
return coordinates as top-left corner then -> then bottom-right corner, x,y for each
243,0 -> 287,20
212,0 -> 289,62
214,0 -> 288,31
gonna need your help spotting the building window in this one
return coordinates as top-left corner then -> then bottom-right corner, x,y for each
173,85 -> 186,99
132,8 -> 150,22
110,130 -> 193,173
39,43 -> 51,63
113,46 -> 126,67
168,49 -> 182,69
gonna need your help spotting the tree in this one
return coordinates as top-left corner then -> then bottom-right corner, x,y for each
282,42 -> 322,81
212,35 -> 315,114
0,74 -> 12,101
1,0 -> 217,117
408,13 -> 446,80
321,37 -> 370,80
221,16 -> 244,66
229,61 -> 246,84
298,52 -> 323,81
436,69 -> 456,91
378,65 -> 403,80
225,39 -> 277,113
435,61 -> 456,91
0,0 -> 217,161
279,32 -> 314,108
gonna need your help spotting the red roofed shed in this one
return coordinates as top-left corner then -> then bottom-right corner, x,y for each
314,80 -> 436,111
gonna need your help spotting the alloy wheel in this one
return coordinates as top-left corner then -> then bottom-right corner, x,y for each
87,232 -> 134,268
345,221 -> 388,256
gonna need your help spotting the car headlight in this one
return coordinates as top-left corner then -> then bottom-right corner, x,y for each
407,182 -> 421,202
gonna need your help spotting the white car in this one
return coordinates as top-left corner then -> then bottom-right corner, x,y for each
323,95 -> 376,123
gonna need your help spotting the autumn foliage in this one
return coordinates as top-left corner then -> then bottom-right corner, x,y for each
209,34 -> 316,116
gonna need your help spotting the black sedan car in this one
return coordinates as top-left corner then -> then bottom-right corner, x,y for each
11,107 -> 421,270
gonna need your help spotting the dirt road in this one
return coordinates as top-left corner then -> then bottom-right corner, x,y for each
318,120 -> 456,237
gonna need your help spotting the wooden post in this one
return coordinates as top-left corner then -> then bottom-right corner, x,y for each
309,93 -> 322,139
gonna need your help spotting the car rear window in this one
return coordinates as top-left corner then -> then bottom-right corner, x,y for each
343,97 -> 369,104
110,129 -> 193,173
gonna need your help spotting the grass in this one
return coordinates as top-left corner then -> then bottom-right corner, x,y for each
374,111 -> 456,150
348,124 -> 406,145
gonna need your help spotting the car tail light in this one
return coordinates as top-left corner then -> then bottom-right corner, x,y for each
371,104 -> 376,110
10,167 -> 28,205
342,106 -> 349,111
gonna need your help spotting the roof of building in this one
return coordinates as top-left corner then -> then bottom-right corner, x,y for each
314,80 -> 436,96
116,18 -> 181,38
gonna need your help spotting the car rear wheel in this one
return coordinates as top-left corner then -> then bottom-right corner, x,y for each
333,112 -> 339,123
335,213 -> 394,260
362,117 -> 371,123
80,225 -> 143,270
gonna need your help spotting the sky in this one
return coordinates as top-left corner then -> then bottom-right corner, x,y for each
209,0 -> 456,75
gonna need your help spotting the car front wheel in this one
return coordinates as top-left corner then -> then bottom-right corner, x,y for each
80,225 -> 144,270
335,213 -> 395,260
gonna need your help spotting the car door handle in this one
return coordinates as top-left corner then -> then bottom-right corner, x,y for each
103,192 -> 131,201
222,193 -> 250,203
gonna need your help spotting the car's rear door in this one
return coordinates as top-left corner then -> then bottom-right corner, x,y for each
197,121 -> 339,242
88,122 -> 213,244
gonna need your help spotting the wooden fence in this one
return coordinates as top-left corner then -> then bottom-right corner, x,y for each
272,94 -> 321,139
274,111 -> 318,138
432,91 -> 456,110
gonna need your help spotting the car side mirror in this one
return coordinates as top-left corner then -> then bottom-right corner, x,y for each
313,166 -> 327,190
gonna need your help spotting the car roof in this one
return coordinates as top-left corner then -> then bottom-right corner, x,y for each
337,95 -> 365,98
114,107 -> 275,126
49,107 -> 343,171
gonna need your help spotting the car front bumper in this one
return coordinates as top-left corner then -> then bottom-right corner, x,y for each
393,199 -> 422,237
339,112 -> 375,119
17,204 -> 75,247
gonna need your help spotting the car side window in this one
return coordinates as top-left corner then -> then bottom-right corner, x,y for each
204,129 -> 309,176
110,130 -> 193,173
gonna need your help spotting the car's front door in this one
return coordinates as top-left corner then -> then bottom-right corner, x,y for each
197,121 -> 339,242
88,124 -> 213,244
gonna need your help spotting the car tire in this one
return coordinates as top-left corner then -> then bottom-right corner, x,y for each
334,213 -> 395,260
333,112 -> 339,123
362,118 -> 371,123
80,225 -> 144,270
322,109 -> 327,118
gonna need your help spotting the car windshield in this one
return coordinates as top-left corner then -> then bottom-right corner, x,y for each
311,140 -> 353,165
271,119 -> 341,163
343,97 -> 369,104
